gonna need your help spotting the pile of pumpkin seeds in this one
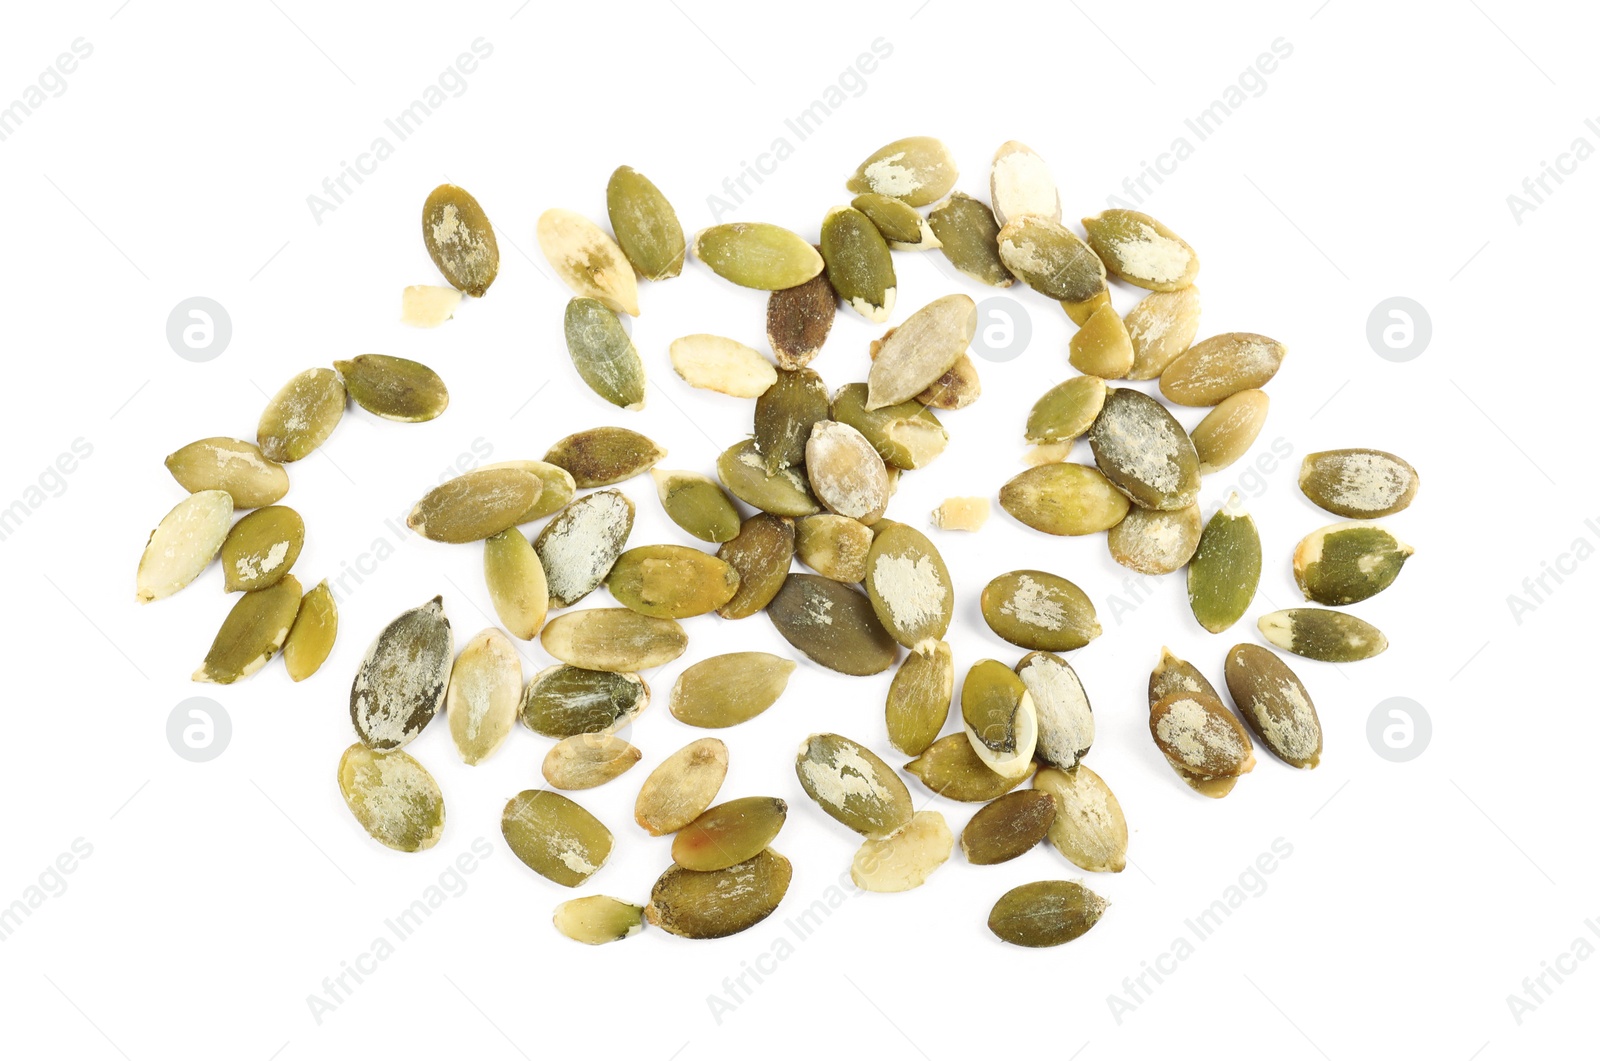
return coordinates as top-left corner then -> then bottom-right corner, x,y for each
141,141 -> 1418,950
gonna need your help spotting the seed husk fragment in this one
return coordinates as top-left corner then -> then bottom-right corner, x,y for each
542,734 -> 642,791
716,439 -> 821,517
884,639 -> 953,756
930,497 -> 989,532
795,732 -> 913,838
846,136 -> 958,206
283,579 -> 337,681
821,205 -> 896,322
851,192 -> 940,249
220,504 -> 303,592
606,165 -> 686,281
767,575 -> 898,676
1026,376 -> 1106,445
1187,500 -> 1262,634
1150,691 -> 1256,781
1033,765 -> 1127,873
422,184 -> 498,297
445,628 -> 520,765
534,488 -> 633,609
646,848 -> 792,939
988,880 -> 1107,947
1225,644 -> 1322,769
552,896 -> 645,945
670,652 -> 797,729
755,367 -> 831,473
483,529 -> 548,640
692,223 -> 824,290
795,514 -> 873,581
502,789 -> 613,887
668,334 -> 777,398
1108,504 -> 1203,575
962,659 -> 1039,779
1299,449 -> 1420,518
338,743 -> 445,852
636,738 -> 729,836
673,797 -> 788,872
914,352 -> 981,410
1148,649 -> 1236,798
1125,286 -> 1203,380
536,208 -> 639,316
831,383 -> 948,469
980,570 -> 1101,652
906,733 -> 1035,802
990,140 -> 1061,226
998,463 -> 1130,536
137,489 -> 233,603
333,354 -> 449,422
1089,388 -> 1202,511
544,427 -> 667,488
961,790 -> 1056,866
651,469 -> 742,544
806,421 -> 890,523
927,192 -> 1013,287
1070,304 -> 1135,379
401,284 -> 462,328
605,545 -> 741,619
1258,608 -> 1388,662
257,368 -> 345,463
851,811 -> 953,892
164,438 -> 288,509
864,522 -> 953,647
1015,651 -> 1093,771
540,609 -> 686,672
563,297 -> 646,410
407,468 -> 541,544
766,264 -> 837,370
996,216 -> 1107,306
349,596 -> 452,749
1160,333 -> 1286,406
520,665 -> 649,737
480,460 -> 577,524
193,575 -> 303,684
865,293 -> 977,410
1082,209 -> 1199,291
1294,522 -> 1412,605
1193,389 -> 1269,474
715,514 -> 795,619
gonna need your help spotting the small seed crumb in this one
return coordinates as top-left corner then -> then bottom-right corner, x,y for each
401,285 -> 463,327
930,497 -> 989,532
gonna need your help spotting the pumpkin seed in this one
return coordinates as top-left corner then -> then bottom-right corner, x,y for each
1225,644 -> 1322,769
1147,649 -> 1237,799
540,609 -> 686,672
806,421 -> 890,523
1107,503 -> 1204,575
670,652 -> 797,728
755,367 -> 831,473
605,545 -> 741,619
136,490 -> 233,603
483,529 -> 548,640
864,522 -> 953,647
1299,449 -> 1419,518
164,438 -> 288,509
990,140 -> 1061,226
552,896 -> 645,945
606,165 -> 685,281
716,514 -> 795,619
673,797 -> 788,872
795,732 -> 913,838
961,659 -> 1039,779
930,497 -> 990,532
407,468 -> 541,544
795,513 -> 873,581
851,192 -> 939,249
534,489 -> 633,609
906,733 -> 1035,802
349,596 -> 452,749
767,574 -> 898,676
885,639 -> 953,756
668,334 -> 777,398
1125,286 -> 1203,380
536,208 -> 639,316
1022,442 -> 1075,466
846,136 -> 958,206
650,469 -> 741,544
542,734 -> 642,790
988,880 -> 1106,947
1187,499 -> 1261,633
1082,209 -> 1199,291
961,790 -> 1056,866
914,352 -> 981,410
927,192 -> 1013,287
1069,303 -> 1135,379
521,665 -> 649,737
1160,332 -> 1286,406
1192,390 -> 1269,474
980,570 -> 1101,651
1258,608 -> 1388,662
996,216 -> 1107,307
219,504 -> 303,592
193,575 -> 302,684
1150,691 -> 1256,780
544,427 -> 666,488
338,743 -> 445,852
401,284 -> 462,327
1294,522 -> 1413,605
1015,651 -> 1093,771
716,439 -> 821,517
766,262 -> 837,369
636,738 -> 729,836
1034,765 -> 1127,873
333,355 -> 449,422
1088,387 -> 1201,511
444,628 -> 520,765
422,184 -> 498,297
479,460 -> 577,524
821,205 -> 896,322
998,463 -> 1130,536
692,223 -> 824,290
851,811 -> 953,892
502,789 -> 613,887
646,848 -> 791,939
1026,375 -> 1106,445
865,293 -> 977,410
282,579 -> 337,682
563,297 -> 646,410
257,368 -> 345,463
830,384 -> 948,471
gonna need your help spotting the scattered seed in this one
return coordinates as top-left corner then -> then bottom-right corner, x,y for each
333,354 -> 449,422
988,880 -> 1107,947
480,460 -> 577,524
1147,649 -> 1236,798
997,216 -> 1107,307
930,496 -> 989,532
1034,765 -> 1127,873
1150,691 -> 1256,781
821,205 -> 896,322
534,488 -> 633,609
851,810 -> 953,892
668,334 -> 777,398
795,732 -> 913,838
542,734 -> 642,791
164,438 -> 288,509
846,136 -> 958,206
636,738 -> 729,836
646,848 -> 791,939
755,367 -> 831,473
537,208 -> 639,316
220,504 -> 303,592
1125,286 -> 1203,381
1088,388 -> 1201,510
906,733 -> 1035,802
338,743 -> 445,852
650,469 -> 741,544
257,368 -> 345,463
1160,332 -> 1286,406
606,165 -> 686,281
422,184 -> 497,297
444,628 -> 521,765
864,521 -> 953,647
961,790 -> 1056,866
998,463 -> 1130,536
884,639 -> 953,756
806,420 -> 890,523
673,797 -> 788,872
865,293 -> 977,410
540,609 -> 686,672
980,570 -> 1101,651
1026,375 -> 1107,445
1299,449 -> 1419,518
1294,522 -> 1412,605
136,490 -> 233,603
767,574 -> 899,676
851,192 -> 939,249
830,384 -> 948,472
670,652 -> 797,729
564,297 -> 646,410
1070,303 -> 1135,379
962,659 -> 1039,779
1187,499 -> 1261,633
1258,608 -> 1388,662
927,192 -> 1013,287
552,896 -> 645,945
692,223 -> 824,290
766,262 -> 837,369
407,467 -> 542,543
1225,644 -> 1322,769
1016,651 -> 1093,771
349,596 -> 452,749
282,579 -> 337,682
1108,504 -> 1203,576
605,544 -> 741,619
1082,209 -> 1199,290
483,529 -> 548,641
715,514 -> 795,619
990,140 -> 1061,226
502,789 -> 613,887
400,284 -> 462,328
193,575 -> 302,684
716,439 -> 821,517
1192,389 -> 1269,474
520,665 -> 649,738
795,513 -> 874,581
544,427 -> 667,488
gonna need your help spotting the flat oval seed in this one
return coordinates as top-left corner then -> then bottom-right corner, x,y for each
851,192 -> 939,249
668,334 -> 777,398
480,459 -> 576,523
408,468 -> 540,543
716,440 -> 821,517
1034,765 -> 1128,873
502,790 -> 613,887
282,579 -> 337,681
1299,449 -> 1420,518
961,790 -> 1056,866
1016,651 -> 1094,771
962,660 -> 1038,778
927,192 -> 1013,287
193,575 -> 302,684
767,575 -> 899,676
1258,608 -> 1388,662
997,216 -> 1107,306
542,734 -> 642,791
795,732 -> 913,838
1125,286 -> 1203,380
906,733 -> 1035,802
991,140 -> 1060,226
534,489 -> 633,609
563,297 -> 646,410
483,529 -> 548,641
1108,504 -> 1203,575
865,293 -> 977,410
1082,209 -> 1199,291
1160,333 -> 1286,406
673,796 -> 788,872
333,354 -> 448,422
755,367 -> 831,473
220,504 -> 303,592
422,184 -> 498,297
1026,375 -> 1107,445
670,652 -> 797,729
1150,692 -> 1256,780
915,352 -> 981,410
606,165 -> 685,281
446,628 -> 521,765
651,469 -> 741,544
885,639 -> 953,756
1294,522 -> 1413,605
540,609 -> 686,672
1089,388 -> 1201,511
999,463 -> 1130,536
1188,501 -> 1262,633
716,514 -> 795,619
544,427 -> 666,488
980,570 -> 1101,652
520,665 -> 648,738
257,368 -> 345,463
646,849 -> 792,939
350,596 -> 452,749
1193,390 -> 1269,474
832,382 -> 948,469
1070,303 -> 1135,379
536,208 -> 639,316
692,223 -> 823,290
796,513 -> 873,581
846,136 -> 958,206
552,896 -> 645,945
989,880 -> 1107,947
864,522 -> 953,647
338,744 -> 445,852
806,421 -> 890,523
164,438 -> 288,509
605,545 -> 740,619
851,811 -> 953,892
766,263 -> 837,369
1148,650 -> 1237,798
636,738 -> 729,836
137,489 -> 233,603
1225,644 -> 1322,768
821,205 -> 896,322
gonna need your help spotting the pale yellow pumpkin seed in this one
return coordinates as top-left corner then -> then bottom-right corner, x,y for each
1015,651 -> 1093,771
282,579 -> 337,682
806,420 -> 890,523
542,734 -> 643,791
1192,389 -> 1270,474
540,609 -> 686,672
929,496 -> 989,532
537,208 -> 639,316
865,293 -> 976,410
552,895 -> 645,945
851,810 -> 953,892
338,743 -> 445,852
990,140 -> 1061,226
1125,286 -> 1202,381
1107,504 -> 1203,575
483,529 -> 548,640
445,628 -> 521,765
1160,332 -> 1286,406
164,438 -> 288,509
670,652 -> 797,729
136,490 -> 233,603
636,738 -> 728,836
668,334 -> 777,398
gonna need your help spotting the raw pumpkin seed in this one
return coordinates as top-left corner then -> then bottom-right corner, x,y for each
534,488 -> 633,609
1299,449 -> 1419,518
914,352 -> 981,409
552,896 -> 645,945
537,208 -> 639,316
930,497 -> 989,532
795,513 -> 873,581
445,628 -> 521,765
502,789 -> 613,887
668,334 -> 777,398
1108,504 -> 1203,575
864,521 -> 953,647
333,355 -> 449,422
520,665 -> 649,738
1070,303 -> 1135,379
1193,389 -> 1269,474
670,652 -> 797,728
257,368 -> 345,463
1187,499 -> 1261,633
767,574 -> 898,676
646,848 -> 791,939
885,639 -> 953,756
795,732 -> 913,838
998,463 -> 1130,536
401,284 -> 462,327
865,293 -> 977,410
1294,522 -> 1413,605
564,297 -> 646,410
766,263 -> 836,369
990,140 -> 1061,226
540,609 -> 686,672
1015,651 -> 1093,771
349,596 -> 452,749
673,796 -> 788,872
606,165 -> 686,281
1225,644 -> 1322,769
483,529 -> 548,640
544,427 -> 666,488
651,469 -> 741,543
1147,649 -> 1238,799
479,460 -> 576,523
980,570 -> 1101,651
1082,209 -> 1199,291
715,514 -> 795,619
988,880 -> 1106,947
1258,608 -> 1388,662
755,367 -> 831,473
927,192 -> 1013,287
542,734 -> 642,791
821,205 -> 896,322
851,811 -> 953,892
1150,691 -> 1256,780
407,468 -> 541,544
692,223 -> 824,290
193,575 -> 302,684
605,545 -> 741,619
422,184 -> 498,297
636,737 -> 729,836
1125,286 -> 1202,380
1022,442 -> 1075,466
961,659 -> 1038,779
1033,765 -> 1127,873
164,438 -> 288,509
1062,288 -> 1115,327
219,504 -> 303,592
338,743 -> 445,852
1089,388 -> 1201,511
846,136 -> 958,206
716,439 -> 821,517
851,192 -> 939,249
1026,375 -> 1107,445
806,420 -> 890,523
1160,332 -> 1286,406
961,789 -> 1056,866
996,216 -> 1107,307
136,489 -> 233,603
282,579 -> 337,682
906,733 -> 1035,802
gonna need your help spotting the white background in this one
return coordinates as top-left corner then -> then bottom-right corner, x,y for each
1,1 -> 1593,1058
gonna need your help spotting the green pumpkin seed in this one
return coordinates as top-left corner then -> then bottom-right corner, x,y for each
540,609 -> 686,672
767,574 -> 898,676
257,368 -> 345,463
1060,288 -> 1112,327
755,367 -> 831,473
542,734 -> 642,791
164,438 -> 288,509
670,652 -> 797,728
282,579 -> 337,682
988,880 -> 1107,947
646,848 -> 791,939
997,216 -> 1107,306
220,504 -> 303,592
445,628 -> 520,765
851,811 -> 953,892
846,136 -> 958,207
1088,387 -> 1201,511
795,732 -> 913,838
1187,500 -> 1261,634
1160,332 -> 1286,406
552,896 -> 645,945
1147,649 -> 1237,798
1082,209 -> 1199,291
766,262 -> 836,370
534,489 -> 633,609
479,460 -> 577,524
544,427 -> 667,488
636,738 -> 729,836
864,522 -> 952,647
1125,286 -> 1203,380
885,639 -> 953,756
980,570 -> 1101,652
537,208 -> 639,316
716,439 -> 821,517
1107,504 -> 1203,575
806,421 -> 890,523
692,223 -> 823,290
401,284 -> 462,327
1299,449 -> 1419,518
338,743 -> 445,852
1294,522 -> 1412,605
865,293 -> 976,410
795,513 -> 874,581
605,545 -> 740,619
927,192 -> 1013,287
1069,303 -> 1135,379
914,352 -> 981,410
483,529 -> 548,640
998,463 -> 1130,536
990,140 -> 1061,226
1026,376 -> 1106,445
422,184 -> 498,297
349,596 -> 452,749
193,575 -> 302,684
851,192 -> 939,249
715,514 -> 795,619
906,733 -> 1035,802
606,165 -> 685,281
1225,644 -> 1322,769
673,796 -> 788,872
1033,765 -> 1128,873
651,469 -> 742,543
821,205 -> 896,322
831,383 -> 948,470
407,468 -> 541,544
668,334 -> 777,398
962,659 -> 1038,779
333,355 -> 448,422
136,490 -> 233,603
1150,691 -> 1256,780
929,497 -> 990,532
961,790 -> 1056,866
1016,651 -> 1093,771
563,297 -> 646,410
1192,390 -> 1269,474
520,665 -> 649,737
1258,608 -> 1388,662
502,789 -> 613,887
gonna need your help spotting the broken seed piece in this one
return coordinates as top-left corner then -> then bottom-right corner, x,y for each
552,896 -> 645,945
930,497 -> 989,531
401,284 -> 462,328
851,811 -> 953,891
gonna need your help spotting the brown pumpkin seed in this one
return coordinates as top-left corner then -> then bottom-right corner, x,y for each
864,521 -> 953,647
961,790 -> 1056,866
1069,303 -> 1135,379
422,184 -> 498,297
483,529 -> 548,640
164,438 -> 288,509
885,639 -> 953,756
767,574 -> 898,676
1187,499 -> 1261,634
564,297 -> 646,410
673,796 -> 788,872
605,545 -> 741,619
520,665 -> 649,738
445,628 -> 521,765
1294,522 -> 1412,605
1225,644 -> 1322,769
670,652 -> 797,729
998,463 -> 1130,536
1125,286 -> 1203,380
1299,449 -> 1419,518
502,789 -> 613,887
906,733 -> 1035,802
257,368 -> 345,463
606,165 -> 685,281
1150,691 -> 1256,780
1107,504 -> 1203,575
990,140 -> 1061,226
1193,389 -> 1269,474
851,811 -> 953,892
716,439 -> 821,517
766,262 -> 836,370
220,504 -> 303,592
846,136 -> 958,206
668,334 -> 777,398
865,293 -> 977,410
646,848 -> 792,939
795,732 -> 913,838
1088,387 -> 1201,511
552,896 -> 645,945
333,354 -> 448,422
137,490 -> 233,603
692,223 -> 824,290
537,208 -> 639,316
1016,651 -> 1093,771
715,514 -> 795,619
1258,608 -> 1388,662
338,743 -> 445,852
282,579 -> 337,682
544,427 -> 666,488
540,609 -> 686,672
915,352 -> 982,409
1034,765 -> 1128,873
755,367 -> 831,473
193,575 -> 303,684
407,468 -> 541,543
795,514 -> 873,581
534,488 -> 633,609
927,192 -> 1013,287
980,570 -> 1101,652
988,880 -> 1107,947
1082,209 -> 1199,291
962,659 -> 1039,779
542,734 -> 643,790
636,738 -> 729,836
821,205 -> 896,322
1160,332 -> 1286,406
349,596 -> 452,749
